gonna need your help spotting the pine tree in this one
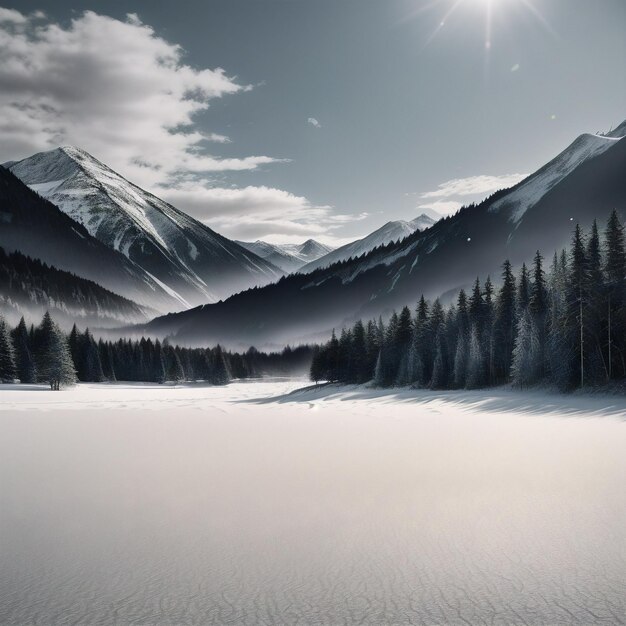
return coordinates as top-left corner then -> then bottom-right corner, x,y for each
468,278 -> 484,332
511,310 -> 542,388
465,325 -> 485,389
164,345 -> 185,382
99,339 -> 117,381
492,260 -> 516,383
310,345 -> 324,384
453,330 -> 468,388
411,297 -> 430,386
394,306 -> 413,385
567,224 -> 589,388
153,339 -> 166,383
36,312 -> 76,390
430,326 -> 449,389
11,317 -> 37,383
584,220 -> 607,383
483,276 -> 495,383
209,345 -> 230,385
351,320 -> 369,383
528,251 -> 548,379
326,330 -> 340,382
604,210 -> 626,379
0,316 -> 17,382
338,328 -> 353,383
81,329 -> 105,382
364,320 -> 380,381
517,262 -> 530,315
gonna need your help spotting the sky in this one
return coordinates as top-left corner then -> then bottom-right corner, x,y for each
0,0 -> 624,244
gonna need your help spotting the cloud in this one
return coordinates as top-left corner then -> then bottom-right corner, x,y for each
418,200 -> 463,215
511,63 -> 520,72
0,8 -> 358,241
159,182 -> 366,244
0,8 -> 283,191
417,173 -> 527,216
421,173 -> 527,199
205,133 -> 232,144
0,7 -> 27,23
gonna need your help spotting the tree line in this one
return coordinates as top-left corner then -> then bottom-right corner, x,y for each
0,312 -> 312,390
310,212 -> 626,392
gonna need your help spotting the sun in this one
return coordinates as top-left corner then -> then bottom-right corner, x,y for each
412,0 -> 549,53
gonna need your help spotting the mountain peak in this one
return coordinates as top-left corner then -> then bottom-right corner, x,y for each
7,146 -> 282,306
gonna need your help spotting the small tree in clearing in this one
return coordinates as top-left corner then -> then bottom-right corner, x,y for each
37,312 -> 76,390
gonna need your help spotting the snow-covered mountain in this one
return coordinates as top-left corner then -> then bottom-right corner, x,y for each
490,123 -> 626,222
0,165 -> 180,314
7,147 -> 282,308
140,119 -> 626,348
236,239 -> 333,273
300,214 -> 436,273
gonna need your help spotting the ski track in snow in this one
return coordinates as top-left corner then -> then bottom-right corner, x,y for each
0,380 -> 625,625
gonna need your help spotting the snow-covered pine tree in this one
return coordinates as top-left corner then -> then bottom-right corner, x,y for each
604,210 -> 626,380
36,312 -> 76,390
430,326 -> 449,389
453,330 -> 468,388
465,325 -> 486,389
11,317 -> 36,383
511,309 -> 542,388
492,260 -> 516,383
0,316 -> 17,383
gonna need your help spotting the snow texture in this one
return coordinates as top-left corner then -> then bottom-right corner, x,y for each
1,380 -> 624,625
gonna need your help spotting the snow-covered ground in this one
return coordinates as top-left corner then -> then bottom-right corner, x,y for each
1,380 -> 625,625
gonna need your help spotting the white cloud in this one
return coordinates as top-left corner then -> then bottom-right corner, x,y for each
205,132 -> 232,144
0,7 -> 27,23
0,8 -> 358,241
307,117 -> 322,129
418,200 -> 463,215
417,173 -> 527,216
421,173 -> 527,199
0,8 -> 283,190
159,182 -> 366,244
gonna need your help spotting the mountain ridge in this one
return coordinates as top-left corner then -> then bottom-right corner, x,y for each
7,147 -> 283,308
138,120 -> 626,348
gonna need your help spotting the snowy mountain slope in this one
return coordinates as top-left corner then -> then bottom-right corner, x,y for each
300,214 -> 436,273
0,165 -> 181,314
236,239 -> 333,273
7,147 -> 282,307
289,239 -> 334,263
138,120 -> 626,348
491,126 -> 626,222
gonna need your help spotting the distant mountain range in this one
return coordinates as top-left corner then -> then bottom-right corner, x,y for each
300,214 -> 436,273
140,120 -> 626,348
6,147 -> 282,309
236,239 -> 333,273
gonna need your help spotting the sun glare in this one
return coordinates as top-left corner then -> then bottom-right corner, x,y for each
413,0 -> 550,54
